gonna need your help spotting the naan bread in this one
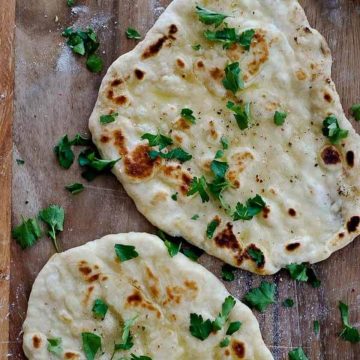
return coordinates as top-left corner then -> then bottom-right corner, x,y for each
89,0 -> 360,274
22,233 -> 273,359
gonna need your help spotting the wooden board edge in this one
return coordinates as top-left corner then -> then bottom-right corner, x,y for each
0,0 -> 16,354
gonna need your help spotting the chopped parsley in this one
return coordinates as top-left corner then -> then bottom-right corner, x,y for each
222,62 -> 244,94
313,320 -> 320,335
100,112 -> 118,125
215,150 -> 224,159
182,245 -> 204,262
288,348 -> 309,360
171,192 -> 178,201
196,5 -> 228,27
286,263 -> 321,288
187,176 -> 210,202
322,115 -> 348,144
62,27 -> 103,73
39,205 -> 65,252
339,301 -> 360,343
141,132 -> 173,150
192,44 -> 202,51
126,27 -> 142,40
67,0 -> 75,6
65,182 -> 84,195
226,321 -> 241,335
282,298 -> 295,308
220,136 -> 229,150
12,217 -> 42,249
211,160 -> 229,178
191,214 -> 200,220
227,101 -> 251,130
221,264 -> 236,282
219,337 -> 230,347
213,296 -> 236,331
247,247 -> 265,267
54,135 -> 75,169
243,281 -> 276,312
232,195 -> 266,221
350,104 -> 360,121
238,29 -> 256,50
206,218 -> 220,239
149,148 -> 192,162
47,337 -> 63,356
115,244 -> 139,262
114,316 -> 137,351
16,159 -> 25,165
189,313 -> 213,341
92,299 -> 108,320
81,332 -> 101,360
274,111 -> 287,126
181,108 -> 196,124
158,230 -> 181,257
71,133 -> 92,146
204,28 -> 255,50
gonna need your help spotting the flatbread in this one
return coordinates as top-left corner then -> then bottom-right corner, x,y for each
22,233 -> 273,359
89,0 -> 360,274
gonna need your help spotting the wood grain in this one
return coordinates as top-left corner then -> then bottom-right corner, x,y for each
0,0 -> 15,357
9,0 -> 360,359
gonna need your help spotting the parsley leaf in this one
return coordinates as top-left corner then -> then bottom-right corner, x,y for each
47,337 -> 63,356
232,195 -> 266,221
313,320 -> 320,335
211,160 -> 229,178
227,101 -> 251,130
191,214 -> 200,220
243,281 -> 276,312
350,104 -> 360,121
141,132 -> 173,150
126,28 -> 142,40
213,296 -> 236,331
247,247 -> 265,267
54,135 -> 75,169
182,245 -> 203,262
158,230 -> 181,257
187,176 -> 210,202
65,183 -> 84,195
238,29 -> 255,50
181,108 -> 196,124
220,136 -> 229,150
219,337 -> 230,347
207,177 -> 231,203
171,192 -> 178,201
215,150 -> 224,159
149,148 -> 192,162
196,5 -> 228,27
223,62 -> 244,94
192,44 -> 202,51
206,218 -> 220,239
12,217 -> 42,249
339,301 -> 360,343
288,348 -> 309,360
115,316 -> 137,351
92,299 -> 108,320
226,321 -> 241,335
16,159 -> 25,165
86,54 -> 103,73
282,298 -> 295,308
286,263 -> 321,288
82,332 -> 101,360
221,264 -> 236,282
71,133 -> 92,146
189,313 -> 213,341
274,111 -> 287,126
67,0 -> 75,7
322,115 -> 349,144
115,244 -> 139,262
100,112 -> 118,125
39,205 -> 65,252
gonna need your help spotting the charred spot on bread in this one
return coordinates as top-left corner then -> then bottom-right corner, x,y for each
286,242 -> 301,251
346,151 -> 354,167
232,340 -> 245,358
214,223 -> 240,250
134,69 -> 145,80
321,146 -> 341,165
347,216 -> 360,233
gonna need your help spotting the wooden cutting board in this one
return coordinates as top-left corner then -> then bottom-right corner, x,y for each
2,0 -> 359,359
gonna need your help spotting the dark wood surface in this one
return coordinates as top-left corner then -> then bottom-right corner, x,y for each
8,0 -> 360,359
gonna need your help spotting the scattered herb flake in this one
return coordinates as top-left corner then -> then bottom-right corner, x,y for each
288,348 -> 309,360
126,27 -> 142,40
16,159 -> 25,165
38,205 -> 65,252
100,112 -> 118,125
238,29 -> 255,50
350,104 -> 360,121
206,218 -> 220,239
92,299 -> 108,320
274,111 -> 287,126
47,337 -> 63,356
149,148 -> 192,162
181,108 -> 196,124
158,230 -> 181,257
189,313 -> 213,341
220,136 -> 229,150
211,160 -> 229,178
227,101 -> 251,130
187,176 -> 210,203
12,217 -> 42,249
114,244 -> 139,262
282,298 -> 295,308
171,192 -> 178,201
247,247 -> 265,267
196,5 -> 228,27
219,337 -> 230,348
191,214 -> 200,220
182,246 -> 204,262
192,44 -> 202,51
67,0 -> 75,6
141,132 -> 173,150
213,296 -> 236,331
81,332 -> 101,360
322,115 -> 348,144
232,194 -> 266,221
130,354 -> 152,360
286,263 -> 321,288
222,62 -> 244,94
339,301 -> 360,343
313,320 -> 320,335
86,54 -> 103,73
115,316 -> 137,351
215,150 -> 224,159
65,182 -> 84,195
226,321 -> 241,335
221,264 -> 236,282
243,281 -> 276,312
71,133 -> 92,146
54,135 -> 75,169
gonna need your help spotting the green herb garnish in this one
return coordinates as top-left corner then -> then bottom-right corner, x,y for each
192,44 -> 202,51
191,214 -> 200,220
187,176 -> 210,202
12,217 -> 42,249
206,218 -> 220,239
82,332 -> 101,360
189,313 -> 213,341
350,104 -> 360,121
238,29 -> 256,50
196,5 -> 228,27
313,320 -> 320,335
126,28 -> 142,40
274,111 -> 287,126
182,246 -> 203,262
54,135 -> 75,169
339,301 -> 360,343
227,101 -> 251,130
219,337 -> 230,347
247,247 -> 265,267
204,28 -> 255,50
221,264 -> 236,282
92,299 -> 108,320
141,132 -> 173,150
171,192 -> 178,201
39,205 -> 65,252
16,159 -> 25,165
181,108 -> 196,124
322,115 -> 348,144
286,263 -> 321,288
226,321 -> 241,335
213,296 -> 236,331
288,348 -> 309,360
158,230 -> 181,257
114,316 -> 137,351
222,62 -> 243,94
86,54 -> 103,73
220,136 -> 229,150
114,244 -> 139,262
232,195 -> 266,221
66,0 -> 75,6
243,281 -> 276,312
282,298 -> 295,308
47,337 -> 63,356
149,148 -> 192,162
65,183 -> 84,195
211,160 -> 229,178
100,113 -> 118,125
